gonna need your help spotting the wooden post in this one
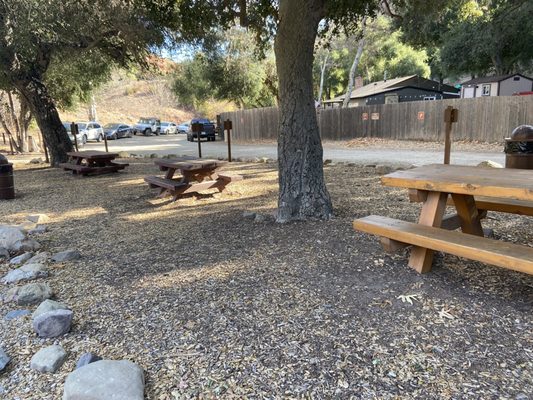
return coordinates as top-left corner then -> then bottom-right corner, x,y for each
2,131 -> 5,144
103,131 -> 109,152
443,106 -> 458,164
71,122 -> 79,152
224,119 -> 232,162
192,122 -> 202,158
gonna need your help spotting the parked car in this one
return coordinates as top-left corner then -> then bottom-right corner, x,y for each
63,122 -> 86,146
186,118 -> 216,142
103,123 -> 133,140
160,122 -> 177,135
77,121 -> 104,142
177,121 -> 190,134
133,117 -> 160,136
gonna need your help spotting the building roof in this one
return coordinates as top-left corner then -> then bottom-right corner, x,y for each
324,75 -> 458,103
461,73 -> 532,86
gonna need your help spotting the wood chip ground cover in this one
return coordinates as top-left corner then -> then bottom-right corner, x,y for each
0,160 -> 532,399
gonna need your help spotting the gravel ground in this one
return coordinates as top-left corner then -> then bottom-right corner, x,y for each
0,160 -> 532,399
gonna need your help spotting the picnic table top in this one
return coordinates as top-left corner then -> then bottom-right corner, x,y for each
382,164 -> 533,202
154,158 -> 226,171
67,150 -> 118,160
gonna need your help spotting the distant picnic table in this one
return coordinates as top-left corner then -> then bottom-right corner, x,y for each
354,164 -> 533,275
59,151 -> 128,176
144,158 -> 242,201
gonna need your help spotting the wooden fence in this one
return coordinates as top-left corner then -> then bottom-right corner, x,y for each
220,96 -> 533,143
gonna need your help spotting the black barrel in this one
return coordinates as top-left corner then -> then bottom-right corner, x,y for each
0,154 -> 14,200
504,125 -> 533,169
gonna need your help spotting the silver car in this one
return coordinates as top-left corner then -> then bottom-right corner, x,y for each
160,122 -> 177,135
63,122 -> 86,146
77,121 -> 104,142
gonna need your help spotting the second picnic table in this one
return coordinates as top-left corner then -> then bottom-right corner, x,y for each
59,150 -> 128,176
144,158 -> 242,201
354,164 -> 533,275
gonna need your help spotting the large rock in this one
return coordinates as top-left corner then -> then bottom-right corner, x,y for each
0,348 -> 10,372
26,252 -> 50,265
9,252 -> 33,265
63,360 -> 144,400
1,263 -> 48,284
32,299 -> 69,319
375,164 -> 393,175
6,282 -> 53,305
0,225 -> 26,252
51,250 -> 81,263
12,238 -> 41,253
30,345 -> 67,373
32,309 -> 73,338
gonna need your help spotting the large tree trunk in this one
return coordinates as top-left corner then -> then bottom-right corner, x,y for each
14,78 -> 72,165
274,0 -> 332,222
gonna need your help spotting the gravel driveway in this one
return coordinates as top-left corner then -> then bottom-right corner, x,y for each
84,135 -> 506,167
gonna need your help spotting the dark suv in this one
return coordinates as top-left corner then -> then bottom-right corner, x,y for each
186,118 -> 216,142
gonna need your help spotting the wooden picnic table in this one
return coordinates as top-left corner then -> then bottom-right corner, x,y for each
59,150 -> 128,176
144,158 -> 242,201
354,164 -> 533,275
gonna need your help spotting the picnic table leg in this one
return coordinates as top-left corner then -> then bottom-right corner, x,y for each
408,191 -> 448,273
451,194 -> 484,236
158,167 -> 177,196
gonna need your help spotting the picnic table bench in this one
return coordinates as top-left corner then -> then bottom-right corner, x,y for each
353,164 -> 533,275
144,158 -> 242,201
59,151 -> 128,176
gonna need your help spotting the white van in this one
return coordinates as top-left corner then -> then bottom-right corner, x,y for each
77,121 -> 104,142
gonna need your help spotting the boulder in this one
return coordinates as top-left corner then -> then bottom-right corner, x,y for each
27,214 -> 49,224
117,151 -> 130,158
26,252 -> 50,265
4,309 -> 30,321
32,309 -> 73,338
63,360 -> 144,400
6,282 -> 53,305
1,263 -> 48,284
12,238 -> 41,252
9,252 -> 33,265
0,348 -> 10,372
30,345 -> 67,373
0,225 -> 26,252
477,160 -> 503,168
76,353 -> 102,369
29,158 -> 43,165
32,299 -> 69,319
51,250 -> 81,263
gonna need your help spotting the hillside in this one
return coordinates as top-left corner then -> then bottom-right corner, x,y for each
59,70 -> 196,126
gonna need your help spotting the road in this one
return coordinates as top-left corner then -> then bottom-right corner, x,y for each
85,133 -> 505,167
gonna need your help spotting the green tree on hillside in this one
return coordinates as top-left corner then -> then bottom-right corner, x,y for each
173,28 -> 277,109
314,16 -> 430,102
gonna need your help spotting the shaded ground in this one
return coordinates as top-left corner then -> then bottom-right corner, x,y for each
0,160 -> 532,399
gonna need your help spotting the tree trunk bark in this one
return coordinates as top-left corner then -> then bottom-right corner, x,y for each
274,0 -> 332,222
14,78 -> 72,165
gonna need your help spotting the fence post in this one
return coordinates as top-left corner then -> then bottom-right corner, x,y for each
192,122 -> 202,158
224,119 -> 232,162
443,106 -> 459,164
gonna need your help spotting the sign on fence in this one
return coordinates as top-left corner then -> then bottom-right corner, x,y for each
371,112 -> 380,120
362,112 -> 369,121
417,111 -> 425,121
